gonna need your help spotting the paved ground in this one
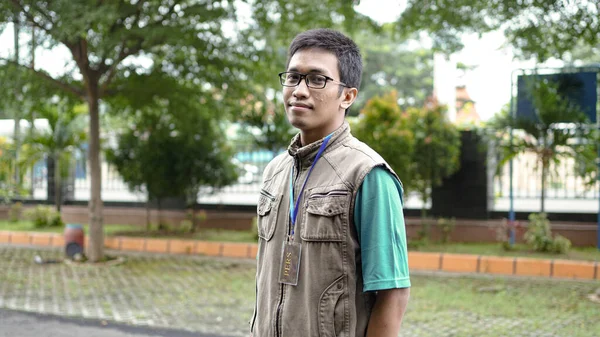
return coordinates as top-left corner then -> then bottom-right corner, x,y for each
0,308 -> 223,337
0,245 -> 255,336
1,245 -> 599,337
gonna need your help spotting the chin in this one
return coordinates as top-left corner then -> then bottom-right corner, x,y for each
286,114 -> 308,130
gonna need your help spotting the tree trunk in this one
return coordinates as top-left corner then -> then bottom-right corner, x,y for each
12,15 -> 20,196
87,83 -> 104,262
157,198 -> 164,230
540,158 -> 547,213
420,188 -> 428,220
146,194 -> 151,232
54,155 -> 61,212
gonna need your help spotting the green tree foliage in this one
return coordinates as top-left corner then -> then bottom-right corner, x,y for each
105,85 -> 238,220
406,101 -> 461,217
237,95 -> 295,153
353,92 -> 461,217
352,91 -> 415,192
398,0 -> 599,61
23,100 -> 87,212
0,136 -> 20,202
488,79 -> 597,212
354,26 -> 434,114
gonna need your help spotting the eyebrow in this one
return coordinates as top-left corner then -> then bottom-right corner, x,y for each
287,67 -> 329,75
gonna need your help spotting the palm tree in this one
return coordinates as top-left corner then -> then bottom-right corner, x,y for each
491,78 -> 597,213
24,101 -> 87,212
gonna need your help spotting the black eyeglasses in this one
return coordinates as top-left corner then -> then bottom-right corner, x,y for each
278,71 -> 347,89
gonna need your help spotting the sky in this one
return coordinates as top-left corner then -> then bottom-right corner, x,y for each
0,0 -> 559,121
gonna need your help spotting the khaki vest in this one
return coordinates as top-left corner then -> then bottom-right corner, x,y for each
251,122 -> 400,337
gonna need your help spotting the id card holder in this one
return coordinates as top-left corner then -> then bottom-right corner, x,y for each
279,241 -> 302,286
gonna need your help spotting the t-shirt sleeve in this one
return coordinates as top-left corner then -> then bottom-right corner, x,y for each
354,166 -> 411,292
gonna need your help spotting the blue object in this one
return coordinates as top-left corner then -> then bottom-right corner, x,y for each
516,72 -> 597,123
509,73 -> 516,246
289,133 -> 333,239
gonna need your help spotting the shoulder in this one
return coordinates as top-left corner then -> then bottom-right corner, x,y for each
340,136 -> 388,165
262,152 -> 291,182
324,135 -> 387,170
325,135 -> 401,188
363,166 -> 401,185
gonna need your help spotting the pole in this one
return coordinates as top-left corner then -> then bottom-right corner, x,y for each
509,72 -> 516,246
597,125 -> 600,250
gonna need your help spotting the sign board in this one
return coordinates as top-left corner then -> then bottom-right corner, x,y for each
516,72 -> 597,123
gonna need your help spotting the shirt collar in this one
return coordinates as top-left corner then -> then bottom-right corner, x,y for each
287,121 -> 351,166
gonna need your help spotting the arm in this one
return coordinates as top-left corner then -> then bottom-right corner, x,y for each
366,288 -> 410,337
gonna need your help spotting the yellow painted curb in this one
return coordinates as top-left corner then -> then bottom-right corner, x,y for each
1,231 -> 598,279
408,252 -> 441,270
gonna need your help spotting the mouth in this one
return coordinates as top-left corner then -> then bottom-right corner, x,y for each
288,102 -> 313,111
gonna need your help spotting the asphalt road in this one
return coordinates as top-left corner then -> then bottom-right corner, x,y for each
0,308 -> 229,337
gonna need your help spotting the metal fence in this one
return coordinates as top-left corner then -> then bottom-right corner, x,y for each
16,147 -> 600,213
492,152 -> 599,213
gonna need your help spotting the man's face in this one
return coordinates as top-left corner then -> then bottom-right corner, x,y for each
283,48 -> 349,143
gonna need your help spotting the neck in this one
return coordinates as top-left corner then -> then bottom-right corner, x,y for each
299,121 -> 344,146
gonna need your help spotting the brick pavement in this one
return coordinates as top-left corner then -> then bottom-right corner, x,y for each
1,245 -> 598,337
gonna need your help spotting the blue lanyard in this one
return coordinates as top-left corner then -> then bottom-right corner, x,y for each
289,133 -> 333,239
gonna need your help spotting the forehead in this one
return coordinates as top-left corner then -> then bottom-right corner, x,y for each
287,48 -> 339,77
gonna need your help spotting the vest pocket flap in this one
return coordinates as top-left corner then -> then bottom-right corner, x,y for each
257,192 -> 280,241
257,197 -> 273,216
301,194 -> 347,242
306,197 -> 346,216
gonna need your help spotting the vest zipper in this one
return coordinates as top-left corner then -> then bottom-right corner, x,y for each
276,158 -> 301,337
250,282 -> 258,333
275,283 -> 285,337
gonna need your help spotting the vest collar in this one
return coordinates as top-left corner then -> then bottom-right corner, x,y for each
287,121 -> 350,167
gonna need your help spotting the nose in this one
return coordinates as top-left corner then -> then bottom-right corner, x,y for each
292,78 -> 310,98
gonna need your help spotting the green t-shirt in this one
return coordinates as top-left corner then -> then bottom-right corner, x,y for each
354,166 -> 411,292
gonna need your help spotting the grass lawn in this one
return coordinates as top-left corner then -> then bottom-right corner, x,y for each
406,274 -> 600,337
413,242 -> 600,261
2,220 -> 599,261
0,220 -> 143,235
0,220 -> 256,243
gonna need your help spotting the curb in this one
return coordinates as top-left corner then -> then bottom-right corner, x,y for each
1,230 -> 597,280
406,252 -> 599,281
0,230 -> 258,260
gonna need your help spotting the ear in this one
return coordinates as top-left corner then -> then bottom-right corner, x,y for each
340,87 -> 358,110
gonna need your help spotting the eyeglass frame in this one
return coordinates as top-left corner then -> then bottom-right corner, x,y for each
278,71 -> 348,89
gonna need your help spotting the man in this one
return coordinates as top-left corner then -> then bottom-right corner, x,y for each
251,28 -> 410,337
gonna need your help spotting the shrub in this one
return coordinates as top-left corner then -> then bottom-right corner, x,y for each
185,209 -> 208,233
551,235 -> 572,254
491,219 -> 524,251
9,202 -> 23,222
24,205 -> 64,228
416,219 -> 432,242
524,213 -> 571,254
437,217 -> 456,244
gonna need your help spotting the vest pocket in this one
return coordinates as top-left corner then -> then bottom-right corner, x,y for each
301,190 -> 348,242
257,191 -> 280,241
318,275 -> 346,337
